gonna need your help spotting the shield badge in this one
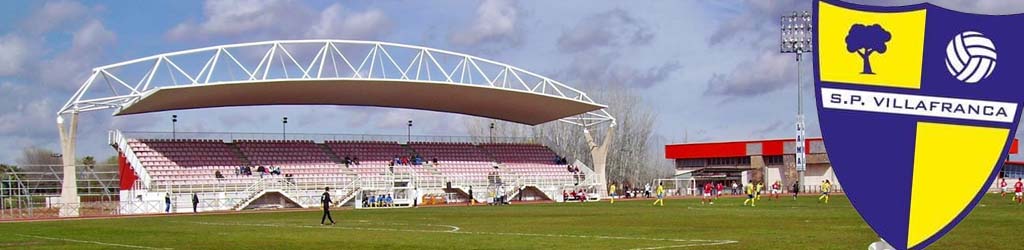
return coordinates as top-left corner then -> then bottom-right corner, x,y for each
814,0 -> 1023,249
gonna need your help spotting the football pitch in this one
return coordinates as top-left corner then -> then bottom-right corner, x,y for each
1,194 -> 1020,249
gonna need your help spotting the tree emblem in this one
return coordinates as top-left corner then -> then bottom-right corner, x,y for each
845,24 -> 892,74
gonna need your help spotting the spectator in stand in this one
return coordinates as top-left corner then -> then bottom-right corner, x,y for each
343,156 -> 351,166
271,166 -> 281,175
385,194 -> 394,207
353,157 -> 360,165
563,190 -> 569,201
393,156 -> 401,166
368,195 -> 377,208
234,166 -> 240,176
215,170 -> 224,180
285,174 -> 294,184
256,165 -> 266,178
567,165 -> 574,173
432,158 -> 439,165
401,156 -> 410,165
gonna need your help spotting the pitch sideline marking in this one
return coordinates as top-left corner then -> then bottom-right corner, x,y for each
180,221 -> 737,249
15,234 -> 174,250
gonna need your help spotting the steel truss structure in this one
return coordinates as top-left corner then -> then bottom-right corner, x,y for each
54,40 -> 617,217
58,40 -> 613,126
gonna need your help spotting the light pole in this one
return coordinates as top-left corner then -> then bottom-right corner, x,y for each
781,11 -> 813,192
282,117 -> 288,140
489,122 -> 495,143
407,120 -> 413,143
171,115 -> 178,140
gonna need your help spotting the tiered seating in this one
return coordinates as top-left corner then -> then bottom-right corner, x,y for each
122,138 -> 577,190
408,142 -> 499,184
127,139 -> 350,188
409,142 -> 492,162
481,143 -> 574,182
235,140 -> 334,166
480,143 -> 560,164
325,140 -> 406,162
130,139 -> 242,168
323,140 -> 436,177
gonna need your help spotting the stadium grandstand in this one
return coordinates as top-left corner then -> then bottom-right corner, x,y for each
0,40 -> 619,219
665,137 -> 1021,194
111,131 -> 592,214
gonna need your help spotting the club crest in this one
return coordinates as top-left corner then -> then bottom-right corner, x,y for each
814,1 -> 1024,249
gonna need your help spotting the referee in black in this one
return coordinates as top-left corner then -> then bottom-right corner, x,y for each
321,187 -> 336,225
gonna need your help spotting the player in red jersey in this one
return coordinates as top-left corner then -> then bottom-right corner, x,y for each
1015,178 -> 1023,205
715,182 -> 724,199
701,182 -> 714,205
771,181 -> 782,200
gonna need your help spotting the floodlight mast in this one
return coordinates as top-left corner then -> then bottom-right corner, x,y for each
780,11 -> 813,192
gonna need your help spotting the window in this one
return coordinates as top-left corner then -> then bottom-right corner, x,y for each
677,159 -> 705,168
1004,164 -> 1024,179
765,155 -> 784,165
706,157 -> 750,166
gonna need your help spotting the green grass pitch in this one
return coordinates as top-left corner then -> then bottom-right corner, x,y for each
1,194 -> 1021,249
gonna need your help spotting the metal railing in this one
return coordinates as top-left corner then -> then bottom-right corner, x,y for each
117,130 -> 541,144
110,130 -> 152,187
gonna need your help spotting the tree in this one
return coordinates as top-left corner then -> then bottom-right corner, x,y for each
81,156 -> 96,169
845,24 -> 891,74
17,147 -> 61,166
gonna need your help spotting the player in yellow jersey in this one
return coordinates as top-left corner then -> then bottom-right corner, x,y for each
609,183 -> 617,204
652,182 -> 665,206
743,180 -> 756,207
755,182 -> 764,201
818,180 -> 832,204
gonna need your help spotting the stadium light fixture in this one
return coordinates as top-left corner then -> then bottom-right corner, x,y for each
489,122 -> 495,143
172,115 -> 178,140
407,120 -> 413,143
780,10 -> 813,190
282,117 -> 288,140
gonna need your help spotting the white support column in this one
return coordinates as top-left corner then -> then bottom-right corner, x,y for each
584,123 -> 614,196
57,112 -> 80,217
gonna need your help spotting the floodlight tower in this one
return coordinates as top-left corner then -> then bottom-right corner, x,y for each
780,11 -> 813,191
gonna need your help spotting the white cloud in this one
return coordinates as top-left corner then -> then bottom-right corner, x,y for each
72,19 -> 115,51
306,4 -> 391,40
38,19 -> 116,90
167,0 -> 391,41
449,0 -> 521,47
21,0 -> 90,34
556,9 -> 653,53
704,50 -> 794,98
0,35 -> 31,76
167,0 -> 312,40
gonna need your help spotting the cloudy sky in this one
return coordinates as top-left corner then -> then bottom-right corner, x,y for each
1,0 -> 1023,163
